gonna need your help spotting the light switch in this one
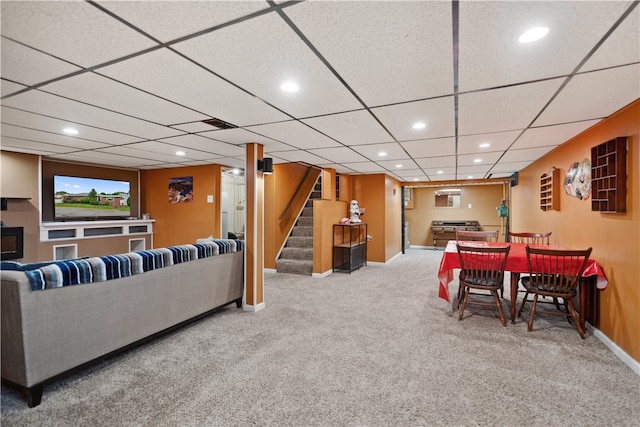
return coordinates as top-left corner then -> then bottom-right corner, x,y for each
468,203 -> 472,209
207,195 -> 214,203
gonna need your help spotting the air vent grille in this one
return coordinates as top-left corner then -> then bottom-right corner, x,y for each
201,118 -> 237,129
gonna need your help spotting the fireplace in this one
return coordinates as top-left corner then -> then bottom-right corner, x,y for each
1,226 -> 24,260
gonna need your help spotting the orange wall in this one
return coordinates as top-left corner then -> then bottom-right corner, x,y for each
406,183 -> 507,247
512,99 -> 639,362
140,164 -> 221,248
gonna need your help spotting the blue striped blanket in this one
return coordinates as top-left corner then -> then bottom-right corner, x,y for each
1,239 -> 243,291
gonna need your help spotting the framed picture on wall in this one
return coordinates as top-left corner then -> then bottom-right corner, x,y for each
168,176 -> 193,203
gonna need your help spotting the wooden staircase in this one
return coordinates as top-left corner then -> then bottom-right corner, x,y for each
275,178 -> 321,275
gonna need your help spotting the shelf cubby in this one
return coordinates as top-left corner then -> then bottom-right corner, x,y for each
590,137 -> 627,213
539,168 -> 560,211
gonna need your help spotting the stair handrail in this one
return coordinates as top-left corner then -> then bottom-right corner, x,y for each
279,165 -> 317,220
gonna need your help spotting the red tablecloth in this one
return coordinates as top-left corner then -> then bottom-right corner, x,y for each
438,240 -> 608,302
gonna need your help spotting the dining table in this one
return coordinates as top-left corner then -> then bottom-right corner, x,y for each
437,240 -> 609,326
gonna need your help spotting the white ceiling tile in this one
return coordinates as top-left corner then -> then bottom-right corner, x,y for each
198,128 -> 281,148
96,1 -> 269,43
498,146 -> 556,164
490,161 -> 536,175
401,137 -> 456,158
1,124 -> 111,150
98,145 -> 188,163
285,1 -> 454,106
0,39 -> 82,86
0,1 -> 155,68
1,81 -> 26,97
2,90 -> 182,140
98,49 -> 289,127
458,79 -> 563,135
46,151 -> 159,168
173,12 -> 362,118
416,156 -> 456,169
119,141 -> 223,162
372,97 -> 456,140
513,120 -> 600,150
45,73 -> 207,125
375,159 -> 420,171
458,152 -> 502,167
247,121 -> 340,150
302,110 -> 392,145
156,135 -> 244,158
307,147 -> 369,163
269,150 -> 328,165
458,131 -> 521,155
0,137 -> 76,154
582,6 -> 640,72
534,65 -> 640,126
458,1 -> 631,91
338,162 -> 386,174
1,106 -> 142,146
351,142 -> 408,161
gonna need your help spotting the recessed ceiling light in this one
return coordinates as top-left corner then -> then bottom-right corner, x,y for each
176,151 -> 186,156
412,122 -> 426,130
437,170 -> 444,174
479,143 -> 490,148
378,151 -> 387,157
232,169 -> 240,175
413,178 -> 419,181
280,82 -> 299,92
63,127 -> 78,135
519,27 -> 549,43
395,164 -> 403,168
468,175 -> 474,179
473,158 -> 482,163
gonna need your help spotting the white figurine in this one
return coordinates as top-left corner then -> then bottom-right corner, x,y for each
349,200 -> 362,223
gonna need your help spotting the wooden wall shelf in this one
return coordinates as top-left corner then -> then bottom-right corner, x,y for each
591,137 -> 627,213
539,168 -> 560,211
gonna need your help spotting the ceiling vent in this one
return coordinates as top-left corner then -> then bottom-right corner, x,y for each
201,118 -> 237,130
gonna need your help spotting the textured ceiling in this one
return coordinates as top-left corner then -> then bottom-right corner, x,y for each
1,1 -> 638,182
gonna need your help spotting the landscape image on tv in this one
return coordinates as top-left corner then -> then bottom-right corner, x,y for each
54,175 -> 131,220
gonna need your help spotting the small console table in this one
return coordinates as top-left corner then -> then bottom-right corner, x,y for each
332,223 -> 367,273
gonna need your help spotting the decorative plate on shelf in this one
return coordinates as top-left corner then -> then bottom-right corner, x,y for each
564,158 -> 591,200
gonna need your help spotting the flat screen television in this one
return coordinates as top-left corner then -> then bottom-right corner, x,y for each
54,175 -> 131,221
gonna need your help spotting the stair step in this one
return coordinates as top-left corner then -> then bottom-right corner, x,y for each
276,259 -> 312,275
280,247 -> 313,260
286,236 -> 313,248
302,207 -> 313,217
291,226 -> 313,237
297,217 -> 313,227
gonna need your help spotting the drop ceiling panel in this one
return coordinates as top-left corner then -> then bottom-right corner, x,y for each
351,142 -> 408,161
372,97 -> 455,141
269,150 -> 328,165
458,131 -> 521,155
458,79 -> 563,135
98,49 -> 290,127
0,39 -> 82,87
302,110 -> 392,146
247,121 -> 340,150
401,138 -> 456,158
156,135 -> 243,158
342,162 -> 387,173
458,1 -> 631,91
458,152 -> 502,167
1,81 -> 26,97
1,137 -> 78,154
198,128 -> 281,148
581,6 -> 640,72
534,65 -> 640,126
0,1 -> 155,68
1,106 -> 142,146
416,156 -> 456,169
284,1 -> 454,106
498,146 -> 557,164
172,12 -> 362,118
119,141 -> 223,162
47,151 -> 158,168
490,161 -> 535,174
45,73 -> 207,125
1,124 -> 111,150
95,1 -> 269,43
2,90 -> 182,140
376,159 -> 419,171
307,147 -> 369,163
513,120 -> 599,150
98,145 -> 191,163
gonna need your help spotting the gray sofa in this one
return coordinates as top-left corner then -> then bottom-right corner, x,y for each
1,245 -> 244,407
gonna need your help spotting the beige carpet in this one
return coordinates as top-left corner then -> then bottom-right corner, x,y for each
2,248 -> 639,426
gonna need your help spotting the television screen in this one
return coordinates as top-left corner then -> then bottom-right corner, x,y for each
54,175 -> 131,220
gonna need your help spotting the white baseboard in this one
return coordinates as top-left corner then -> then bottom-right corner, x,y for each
591,326 -> 640,376
264,268 -> 277,274
243,302 -> 266,312
312,270 -> 332,278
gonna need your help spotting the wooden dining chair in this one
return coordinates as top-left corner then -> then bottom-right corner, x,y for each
508,231 -> 552,245
508,231 -> 552,297
517,246 -> 592,339
455,229 -> 499,242
456,244 -> 511,326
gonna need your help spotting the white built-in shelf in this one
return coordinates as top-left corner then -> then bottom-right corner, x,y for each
40,219 -> 154,242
